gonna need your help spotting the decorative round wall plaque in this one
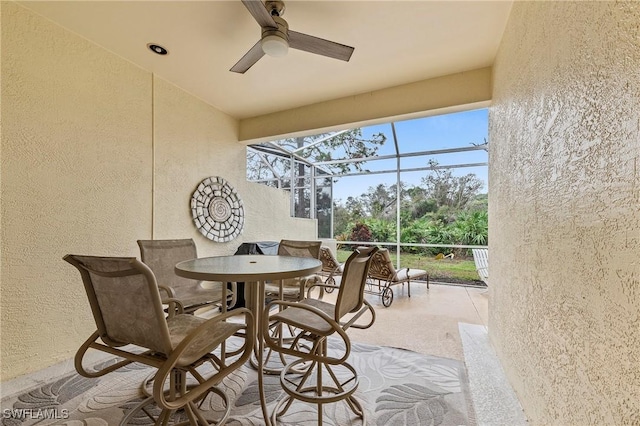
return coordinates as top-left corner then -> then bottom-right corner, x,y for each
191,176 -> 244,242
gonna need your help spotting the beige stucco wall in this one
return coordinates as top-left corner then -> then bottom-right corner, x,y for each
489,2 -> 640,424
0,2 -> 315,380
152,78 -> 316,255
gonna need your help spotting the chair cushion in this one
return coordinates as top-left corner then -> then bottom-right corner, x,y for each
167,314 -> 242,366
394,268 -> 428,282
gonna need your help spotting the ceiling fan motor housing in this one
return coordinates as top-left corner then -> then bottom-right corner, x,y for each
261,15 -> 288,42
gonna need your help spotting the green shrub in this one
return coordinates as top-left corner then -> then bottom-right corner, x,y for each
342,208 -> 487,257
363,218 -> 396,242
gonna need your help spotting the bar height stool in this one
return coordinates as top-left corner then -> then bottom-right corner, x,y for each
262,247 -> 379,425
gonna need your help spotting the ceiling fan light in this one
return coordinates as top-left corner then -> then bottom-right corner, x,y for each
261,35 -> 288,57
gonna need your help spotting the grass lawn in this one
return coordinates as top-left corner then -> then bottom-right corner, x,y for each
336,249 -> 484,285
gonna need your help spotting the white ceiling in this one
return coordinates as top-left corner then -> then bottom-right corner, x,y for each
20,1 -> 513,120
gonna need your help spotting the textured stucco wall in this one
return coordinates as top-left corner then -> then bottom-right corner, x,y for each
489,2 -> 640,424
1,1 -> 153,379
152,78 -> 316,256
0,2 -> 315,380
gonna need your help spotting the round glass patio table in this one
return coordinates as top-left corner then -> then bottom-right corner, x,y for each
175,254 -> 322,425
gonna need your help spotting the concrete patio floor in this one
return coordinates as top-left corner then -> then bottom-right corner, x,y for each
347,281 -> 488,361
340,281 -> 528,426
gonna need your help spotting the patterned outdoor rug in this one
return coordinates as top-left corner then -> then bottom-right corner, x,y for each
1,340 -> 476,425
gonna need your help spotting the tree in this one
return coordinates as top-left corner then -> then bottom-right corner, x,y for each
361,184 -> 397,219
246,129 -> 386,218
332,203 -> 353,237
344,196 -> 366,218
246,129 -> 386,181
315,177 -> 333,238
402,186 -> 437,220
421,160 -> 483,211
300,129 -> 386,174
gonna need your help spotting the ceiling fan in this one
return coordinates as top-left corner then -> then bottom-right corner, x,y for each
230,0 -> 355,73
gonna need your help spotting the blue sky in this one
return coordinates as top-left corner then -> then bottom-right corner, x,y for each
331,108 -> 489,203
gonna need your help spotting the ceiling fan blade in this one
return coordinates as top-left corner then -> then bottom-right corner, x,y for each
241,0 -> 277,29
288,30 -> 354,62
230,41 -> 265,73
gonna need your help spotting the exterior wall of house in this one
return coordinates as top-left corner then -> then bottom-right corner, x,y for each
489,2 -> 640,424
151,77 -> 316,256
0,2 -> 315,380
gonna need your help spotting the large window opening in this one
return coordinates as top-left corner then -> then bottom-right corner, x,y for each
246,108 -> 488,285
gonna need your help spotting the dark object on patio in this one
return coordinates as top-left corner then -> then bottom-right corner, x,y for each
231,241 -> 279,309
234,241 -> 280,256
264,239 -> 323,302
367,247 -> 429,307
138,238 -> 236,314
263,246 -> 379,425
63,254 -> 253,425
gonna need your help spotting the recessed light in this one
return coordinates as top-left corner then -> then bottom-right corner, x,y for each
147,44 -> 168,55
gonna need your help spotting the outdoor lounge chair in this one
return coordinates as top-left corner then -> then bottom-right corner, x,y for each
138,239 -> 236,314
472,248 -> 489,286
64,254 -> 253,425
263,246 -> 378,425
318,245 -> 344,292
367,247 -> 429,307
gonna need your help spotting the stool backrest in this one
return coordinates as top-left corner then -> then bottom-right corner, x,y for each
138,239 -> 202,290
334,246 -> 379,320
64,254 -> 173,355
278,239 -> 322,259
